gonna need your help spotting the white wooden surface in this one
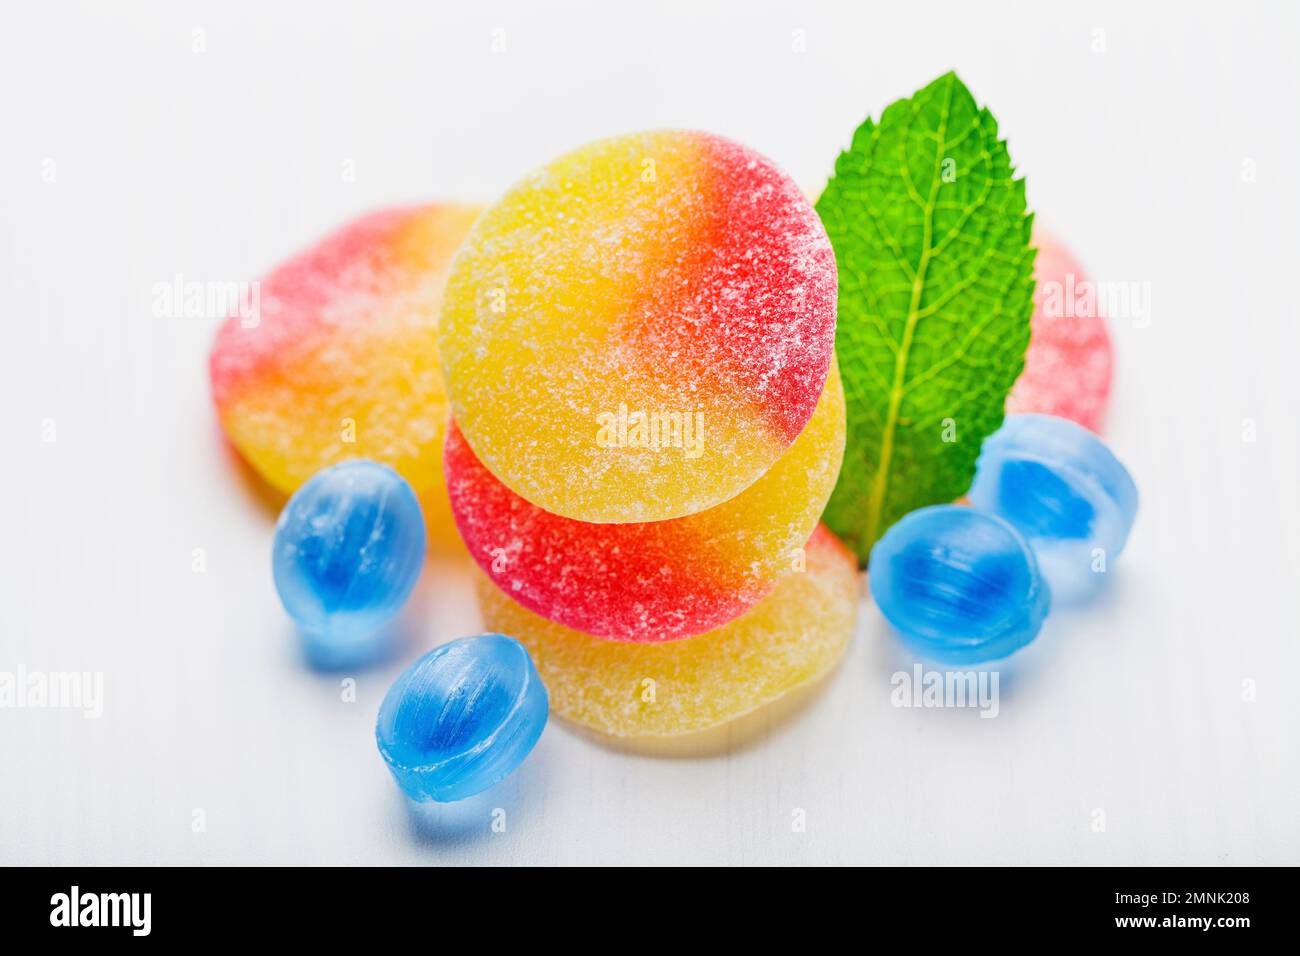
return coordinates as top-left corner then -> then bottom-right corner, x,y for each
2,0 -> 1297,865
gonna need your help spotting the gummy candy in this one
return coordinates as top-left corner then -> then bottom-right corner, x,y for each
475,525 -> 857,737
968,413 -> 1137,604
868,505 -> 1049,664
272,460 -> 425,662
1007,232 -> 1114,432
439,130 -> 838,524
376,634 -> 547,802
446,360 -> 845,642
210,203 -> 481,498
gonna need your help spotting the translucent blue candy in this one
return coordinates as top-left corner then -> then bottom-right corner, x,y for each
969,414 -> 1138,603
376,634 -> 548,802
868,505 -> 1050,664
272,460 -> 426,666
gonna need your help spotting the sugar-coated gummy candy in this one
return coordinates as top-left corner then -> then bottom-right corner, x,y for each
1006,232 -> 1114,432
376,634 -> 548,802
868,505 -> 1049,664
273,460 -> 425,661
475,526 -> 857,737
968,413 -> 1137,604
439,130 -> 838,524
210,204 -> 481,501
446,360 -> 845,642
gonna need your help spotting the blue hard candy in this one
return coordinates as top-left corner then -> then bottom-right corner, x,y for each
272,460 -> 426,665
969,414 -> 1138,603
868,505 -> 1050,663
376,634 -> 548,802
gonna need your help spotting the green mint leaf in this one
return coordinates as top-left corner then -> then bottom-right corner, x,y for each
817,71 -> 1036,565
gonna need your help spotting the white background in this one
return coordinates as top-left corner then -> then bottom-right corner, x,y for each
2,0 -> 1297,866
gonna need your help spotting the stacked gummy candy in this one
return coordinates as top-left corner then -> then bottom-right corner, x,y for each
207,130 -> 866,806
439,130 -> 862,738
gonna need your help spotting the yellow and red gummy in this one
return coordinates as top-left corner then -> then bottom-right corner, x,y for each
439,130 -> 838,524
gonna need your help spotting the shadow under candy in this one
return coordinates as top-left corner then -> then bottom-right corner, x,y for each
398,736 -> 551,850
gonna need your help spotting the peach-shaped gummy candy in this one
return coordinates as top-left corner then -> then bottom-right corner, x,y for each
439,130 -> 838,524
448,360 -> 845,642
474,525 -> 858,737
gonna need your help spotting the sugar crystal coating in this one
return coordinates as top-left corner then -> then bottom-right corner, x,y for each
439,130 -> 838,523
376,634 -> 548,802
446,360 -> 845,642
968,413 -> 1138,603
210,204 -> 481,510
1007,232 -> 1114,431
868,505 -> 1049,664
475,526 -> 857,737
272,460 -> 425,662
